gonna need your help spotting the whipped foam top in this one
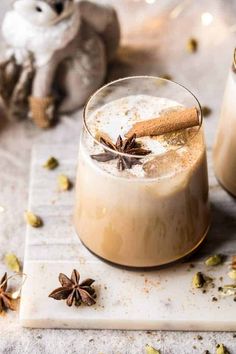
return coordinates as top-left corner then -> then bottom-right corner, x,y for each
83,95 -> 203,178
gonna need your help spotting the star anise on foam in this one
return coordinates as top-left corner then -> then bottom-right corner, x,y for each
91,134 -> 151,171
0,273 -> 15,313
49,269 -> 96,307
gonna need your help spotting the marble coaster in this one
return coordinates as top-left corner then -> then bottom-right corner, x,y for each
20,145 -> 236,330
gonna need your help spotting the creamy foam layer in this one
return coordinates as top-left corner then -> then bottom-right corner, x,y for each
84,95 -> 203,178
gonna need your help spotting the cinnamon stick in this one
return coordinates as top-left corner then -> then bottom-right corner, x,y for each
125,107 -> 200,138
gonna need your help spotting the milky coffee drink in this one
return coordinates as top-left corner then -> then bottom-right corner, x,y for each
74,93 -> 210,267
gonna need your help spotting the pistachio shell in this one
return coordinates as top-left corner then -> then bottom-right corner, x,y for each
58,175 -> 72,191
192,272 -> 205,288
4,253 -> 21,272
205,255 -> 222,266
216,344 -> 230,354
228,269 -> 236,280
145,345 -> 161,354
25,211 -> 43,228
43,157 -> 59,170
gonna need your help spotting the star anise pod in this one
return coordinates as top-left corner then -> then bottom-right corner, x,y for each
49,269 -> 96,307
0,273 -> 15,313
91,134 -> 151,171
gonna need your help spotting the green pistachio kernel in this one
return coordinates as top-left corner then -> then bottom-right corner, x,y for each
25,211 -> 43,228
4,253 -> 21,272
216,343 -> 230,354
192,272 -> 205,288
58,175 -> 72,191
43,157 -> 59,170
205,255 -> 222,266
186,38 -> 198,53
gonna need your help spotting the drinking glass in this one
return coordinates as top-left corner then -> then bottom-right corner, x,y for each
74,76 -> 210,267
213,49 -> 236,197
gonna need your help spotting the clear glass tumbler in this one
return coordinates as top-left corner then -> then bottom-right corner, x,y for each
213,49 -> 236,197
74,76 -> 211,267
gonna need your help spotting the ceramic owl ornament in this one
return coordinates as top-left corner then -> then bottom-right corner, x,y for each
0,0 -> 120,128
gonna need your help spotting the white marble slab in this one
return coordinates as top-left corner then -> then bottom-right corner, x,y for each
20,145 -> 236,330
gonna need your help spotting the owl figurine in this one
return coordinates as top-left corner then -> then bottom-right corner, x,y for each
0,0 -> 120,128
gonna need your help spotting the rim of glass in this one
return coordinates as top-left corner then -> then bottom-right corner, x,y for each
83,75 -> 203,159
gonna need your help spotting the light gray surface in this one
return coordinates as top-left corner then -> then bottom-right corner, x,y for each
0,0 -> 236,353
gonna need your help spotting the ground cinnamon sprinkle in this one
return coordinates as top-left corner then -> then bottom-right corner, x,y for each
125,107 -> 200,138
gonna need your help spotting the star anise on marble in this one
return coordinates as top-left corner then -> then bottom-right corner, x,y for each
91,134 -> 151,171
0,273 -> 15,313
49,269 -> 96,307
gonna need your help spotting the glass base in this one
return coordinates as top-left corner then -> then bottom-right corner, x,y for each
77,224 -> 211,270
